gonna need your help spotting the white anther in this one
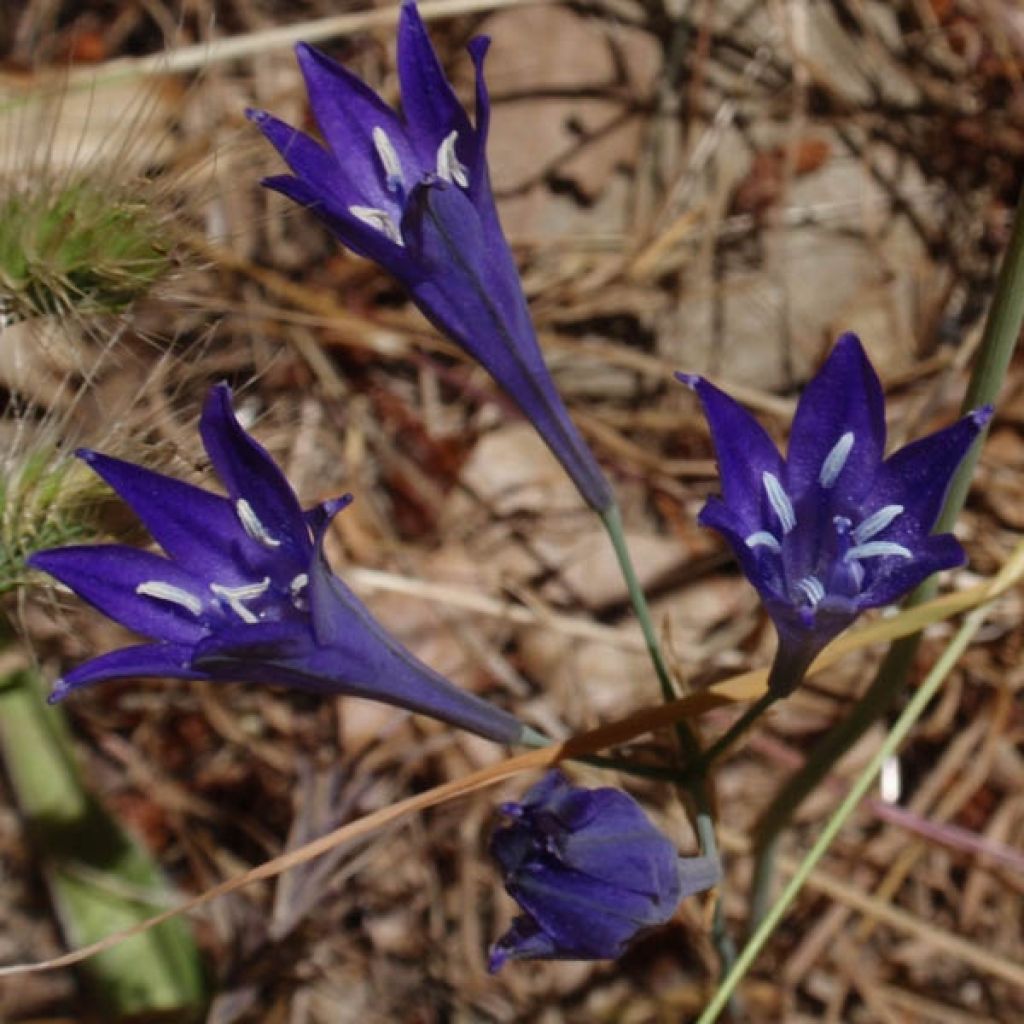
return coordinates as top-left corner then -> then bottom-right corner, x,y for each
210,577 -> 271,624
853,504 -> 904,544
289,572 -> 309,609
372,126 -> 405,191
762,472 -> 796,534
236,499 -> 281,549
796,575 -> 826,607
349,205 -> 404,246
436,130 -> 469,187
136,581 -> 203,617
819,431 -> 855,489
845,541 -> 913,562
745,531 -> 782,553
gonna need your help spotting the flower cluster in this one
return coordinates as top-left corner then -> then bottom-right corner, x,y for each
680,333 -> 990,694
488,772 -> 720,970
28,384 -> 523,745
248,1 -> 612,512
22,0 -> 997,980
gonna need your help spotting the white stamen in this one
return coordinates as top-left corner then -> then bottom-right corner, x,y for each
796,575 -> 826,607
236,499 -> 281,549
289,572 -> 309,609
845,541 -> 913,562
210,577 -> 271,624
745,531 -> 781,553
349,205 -> 404,246
136,581 -> 203,617
372,126 -> 405,191
436,130 -> 469,187
853,504 -> 904,544
819,431 -> 855,488
762,472 -> 796,534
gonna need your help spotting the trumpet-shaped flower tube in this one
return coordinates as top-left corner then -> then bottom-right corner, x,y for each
488,771 -> 721,969
247,1 -> 613,512
28,384 -> 523,744
679,332 -> 992,695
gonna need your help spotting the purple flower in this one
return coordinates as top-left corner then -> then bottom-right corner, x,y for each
679,333 -> 992,696
488,771 -> 721,970
246,2 -> 613,512
27,384 -> 522,744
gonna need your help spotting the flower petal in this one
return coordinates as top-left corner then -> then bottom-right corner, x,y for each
28,546 -> 210,643
77,450 -> 246,584
246,108 -> 361,208
488,915 -> 560,971
558,789 -> 681,901
678,373 -> 784,532
396,1 -> 473,165
259,172 -> 413,273
199,383 -> 311,569
785,333 -> 886,501
306,521 -> 524,742
465,35 -> 493,199
857,533 -> 965,608
505,861 -> 664,958
872,406 -> 992,537
294,42 -> 417,204
48,643 -> 202,702
698,497 -> 784,603
402,180 -> 613,511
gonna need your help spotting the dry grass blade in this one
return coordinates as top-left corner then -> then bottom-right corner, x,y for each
3,540 -> 1022,982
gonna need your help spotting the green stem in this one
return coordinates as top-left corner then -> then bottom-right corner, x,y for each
749,181 -> 1024,929
600,505 -> 683,708
599,504 -> 737,996
599,505 -> 712,800
699,602 -> 990,1023
684,692 -> 778,782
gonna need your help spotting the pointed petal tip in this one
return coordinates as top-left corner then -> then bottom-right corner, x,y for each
294,40 -> 330,68
206,380 -> 234,412
322,493 -> 355,521
24,549 -> 51,571
971,404 -> 995,429
400,0 -> 423,22
47,680 -> 71,704
674,371 -> 701,391
467,34 -> 491,60
245,106 -> 267,125
75,447 -> 98,463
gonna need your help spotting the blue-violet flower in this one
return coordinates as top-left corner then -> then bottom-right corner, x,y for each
679,332 -> 992,696
247,1 -> 613,512
488,771 -> 721,970
27,383 -> 523,744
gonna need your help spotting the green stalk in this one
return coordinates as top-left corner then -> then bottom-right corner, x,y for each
682,692 -> 779,783
0,664 -> 205,1019
599,505 -> 736,986
749,182 -> 1024,927
698,601 -> 990,1023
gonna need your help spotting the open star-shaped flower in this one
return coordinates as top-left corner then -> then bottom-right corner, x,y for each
27,384 -> 523,744
488,771 -> 720,970
679,333 -> 992,696
247,1 -> 612,512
